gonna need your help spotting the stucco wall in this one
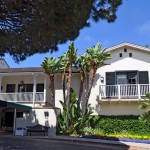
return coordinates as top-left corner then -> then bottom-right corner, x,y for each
87,47 -> 150,115
16,108 -> 57,136
49,47 -> 150,116
55,73 -> 81,109
94,101 -> 145,115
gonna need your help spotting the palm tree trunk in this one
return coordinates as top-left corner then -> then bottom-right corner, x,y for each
66,64 -> 72,128
49,74 -> 55,106
78,71 -> 85,107
82,68 -> 96,118
62,73 -> 66,102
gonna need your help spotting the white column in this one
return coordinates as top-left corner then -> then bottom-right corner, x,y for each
44,75 -> 46,103
32,74 -> 37,107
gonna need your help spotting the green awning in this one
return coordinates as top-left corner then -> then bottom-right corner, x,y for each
0,100 -> 32,111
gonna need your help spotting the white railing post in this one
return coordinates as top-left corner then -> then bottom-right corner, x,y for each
138,84 -> 141,100
99,85 -> 102,100
118,85 -> 121,100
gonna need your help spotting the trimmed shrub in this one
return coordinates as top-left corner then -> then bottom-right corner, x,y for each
90,115 -> 150,135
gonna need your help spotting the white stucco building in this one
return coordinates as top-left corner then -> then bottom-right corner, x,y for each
0,42 -> 150,135
88,42 -> 150,116
55,42 -> 150,116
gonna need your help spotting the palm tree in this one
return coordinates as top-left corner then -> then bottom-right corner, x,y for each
77,57 -> 88,107
82,43 -> 111,118
59,42 -> 77,128
139,93 -> 150,122
41,57 -> 59,106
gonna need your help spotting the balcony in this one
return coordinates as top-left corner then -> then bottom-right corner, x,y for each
0,92 -> 44,102
99,84 -> 150,101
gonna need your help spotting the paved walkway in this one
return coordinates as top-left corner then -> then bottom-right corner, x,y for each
35,136 -> 150,150
0,132 -> 150,150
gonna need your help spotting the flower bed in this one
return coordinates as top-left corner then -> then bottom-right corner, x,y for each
81,135 -> 150,144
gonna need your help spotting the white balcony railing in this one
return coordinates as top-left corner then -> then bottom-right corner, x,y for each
99,84 -> 150,100
0,92 -> 44,102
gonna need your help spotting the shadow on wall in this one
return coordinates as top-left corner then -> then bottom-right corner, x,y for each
25,110 -> 56,136
95,95 -> 101,115
25,110 -> 39,126
45,119 -> 56,136
93,73 -> 100,87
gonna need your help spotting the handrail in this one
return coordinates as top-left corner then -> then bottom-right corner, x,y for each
99,84 -> 150,100
0,92 -> 44,102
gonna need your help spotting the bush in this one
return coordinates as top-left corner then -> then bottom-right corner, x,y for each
57,90 -> 93,135
90,115 -> 150,135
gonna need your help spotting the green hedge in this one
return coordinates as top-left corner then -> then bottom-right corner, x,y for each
90,116 -> 150,135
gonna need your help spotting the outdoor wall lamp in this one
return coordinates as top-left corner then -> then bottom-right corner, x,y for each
44,111 -> 49,118
100,76 -> 104,83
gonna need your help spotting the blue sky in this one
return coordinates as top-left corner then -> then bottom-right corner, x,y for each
5,0 -> 150,68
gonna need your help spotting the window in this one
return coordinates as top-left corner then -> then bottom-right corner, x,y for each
129,53 -> 132,57
16,112 -> 23,118
36,84 -> 44,92
18,84 -> 44,92
116,72 -> 137,84
6,84 -> 16,93
26,84 -> 33,92
18,84 -> 33,92
124,48 -> 127,52
119,53 -> 122,57
117,74 -> 127,84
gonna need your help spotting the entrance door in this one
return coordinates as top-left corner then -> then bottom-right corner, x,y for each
5,112 -> 14,128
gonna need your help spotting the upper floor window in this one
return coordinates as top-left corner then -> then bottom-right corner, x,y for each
36,84 -> 44,92
124,48 -> 127,52
18,83 -> 44,92
129,53 -> 132,57
18,84 -> 33,92
119,53 -> 122,57
6,84 -> 16,93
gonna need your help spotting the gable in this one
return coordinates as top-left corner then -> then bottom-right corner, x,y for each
106,42 -> 150,53
105,46 -> 150,65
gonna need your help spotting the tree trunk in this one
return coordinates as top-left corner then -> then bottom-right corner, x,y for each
49,74 -> 55,106
66,65 -> 72,128
82,68 -> 96,118
78,71 -> 85,107
62,73 -> 66,102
